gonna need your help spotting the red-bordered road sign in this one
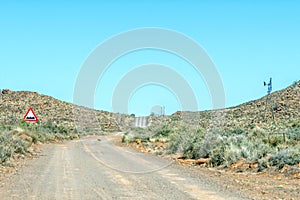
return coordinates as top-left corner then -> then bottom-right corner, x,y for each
23,107 -> 38,122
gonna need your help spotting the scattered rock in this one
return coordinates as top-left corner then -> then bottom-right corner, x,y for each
274,174 -> 284,180
249,162 -> 258,169
231,158 -> 246,169
1,89 -> 12,94
195,158 -> 211,165
18,134 -> 33,143
1,90 -> 120,132
171,153 -> 184,160
176,158 -> 211,166
293,172 -> 300,179
280,164 -> 291,173
177,159 -> 194,165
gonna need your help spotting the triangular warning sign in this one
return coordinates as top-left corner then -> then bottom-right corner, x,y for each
23,107 -> 38,122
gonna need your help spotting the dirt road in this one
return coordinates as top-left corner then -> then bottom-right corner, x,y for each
0,136 -> 246,200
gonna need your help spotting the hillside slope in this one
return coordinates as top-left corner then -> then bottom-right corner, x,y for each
122,81 -> 300,176
147,81 -> 300,131
1,81 -> 298,133
0,90 -> 120,133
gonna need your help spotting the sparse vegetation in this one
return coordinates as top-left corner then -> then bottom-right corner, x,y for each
90,79 -> 300,173
0,120 -> 79,165
123,121 -> 300,170
1,81 -> 300,174
269,146 -> 300,169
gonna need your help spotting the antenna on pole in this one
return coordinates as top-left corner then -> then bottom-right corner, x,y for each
264,77 -> 275,122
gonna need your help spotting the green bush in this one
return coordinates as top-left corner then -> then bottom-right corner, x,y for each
204,133 -> 227,166
40,121 -> 69,135
0,145 -> 14,163
269,146 -> 300,169
122,121 -> 300,169
167,127 -> 204,158
167,127 -> 279,167
267,135 -> 282,147
286,127 -> 300,144
0,119 -> 80,164
0,131 -> 30,163
167,128 -> 228,165
224,128 -> 245,136
121,127 -> 152,143
0,132 -> 14,163
291,120 -> 300,128
152,125 -> 173,137
13,138 -> 29,154
16,120 -> 38,132
258,159 -> 269,172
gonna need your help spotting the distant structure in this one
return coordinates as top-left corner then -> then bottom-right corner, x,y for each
264,77 -> 275,122
134,116 -> 148,128
150,105 -> 165,116
264,78 -> 272,94
160,106 -> 165,116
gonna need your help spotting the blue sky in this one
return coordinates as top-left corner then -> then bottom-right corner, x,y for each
0,1 -> 299,116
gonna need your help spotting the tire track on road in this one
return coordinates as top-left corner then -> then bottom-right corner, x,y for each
0,136 -> 245,200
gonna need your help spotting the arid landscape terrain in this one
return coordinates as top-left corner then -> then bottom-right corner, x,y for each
0,81 -> 299,199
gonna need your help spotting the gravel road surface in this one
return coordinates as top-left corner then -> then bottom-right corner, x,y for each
0,136 -> 246,200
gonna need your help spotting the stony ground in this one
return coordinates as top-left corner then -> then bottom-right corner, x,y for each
116,135 -> 300,200
1,135 -> 299,200
1,81 -> 299,134
1,81 -> 299,199
148,81 -> 300,131
0,136 -> 245,200
0,89 -> 121,132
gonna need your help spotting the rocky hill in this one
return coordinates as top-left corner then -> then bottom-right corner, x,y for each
0,90 -> 121,133
0,80 -> 299,134
122,81 -> 299,177
149,81 -> 300,132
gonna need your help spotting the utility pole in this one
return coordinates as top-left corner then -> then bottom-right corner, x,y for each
264,78 -> 275,122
